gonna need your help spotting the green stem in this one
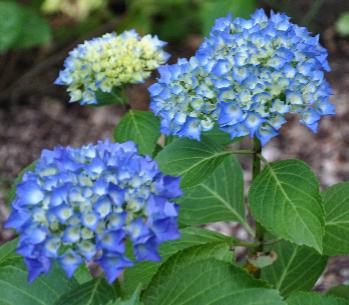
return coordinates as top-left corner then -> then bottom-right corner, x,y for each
120,87 -> 131,111
257,153 -> 268,165
263,238 -> 281,246
234,238 -> 281,249
114,279 -> 122,297
226,148 -> 255,236
251,137 -> 264,278
252,137 -> 262,180
228,149 -> 254,155
234,240 -> 260,248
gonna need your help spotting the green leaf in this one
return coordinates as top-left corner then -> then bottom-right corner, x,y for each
95,87 -> 128,106
153,2 -> 199,41
323,182 -> 349,255
122,227 -> 234,296
114,110 -> 160,156
261,239 -> 327,296
336,12 -> 349,36
155,136 -> 231,188
142,247 -> 285,305
164,135 -> 178,146
109,285 -> 143,305
15,6 -> 51,49
55,278 -> 116,305
0,1 -> 23,52
152,144 -> 163,158
28,0 -> 46,11
0,240 -> 78,305
177,156 -> 251,233
73,265 -> 93,285
329,285 -> 349,301
0,238 -> 20,266
323,182 -> 349,256
249,159 -> 325,252
200,0 -> 256,35
202,127 -> 240,146
287,291 -> 349,305
7,161 -> 37,205
0,2 -> 50,51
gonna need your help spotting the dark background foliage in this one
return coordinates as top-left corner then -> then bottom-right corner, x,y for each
0,0 -> 348,290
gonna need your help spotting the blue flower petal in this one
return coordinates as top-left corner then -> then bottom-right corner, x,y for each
97,253 -> 133,284
59,250 -> 83,278
17,181 -> 44,205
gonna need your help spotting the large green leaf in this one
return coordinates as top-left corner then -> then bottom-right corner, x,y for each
200,0 -> 256,34
287,291 -> 349,305
55,278 -> 116,305
122,227 -> 234,296
142,247 -> 285,305
0,240 -> 78,305
177,156 -> 251,233
155,136 -> 231,188
322,182 -> 349,255
249,160 -> 325,253
114,110 -> 160,156
261,239 -> 327,296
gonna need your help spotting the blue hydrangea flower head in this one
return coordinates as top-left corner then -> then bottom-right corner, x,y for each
150,9 -> 334,145
56,30 -> 170,105
6,140 -> 181,283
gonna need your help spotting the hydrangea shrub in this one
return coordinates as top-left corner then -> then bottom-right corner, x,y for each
2,8 -> 349,305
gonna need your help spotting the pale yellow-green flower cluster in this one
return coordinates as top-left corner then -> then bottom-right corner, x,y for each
55,31 -> 170,105
42,0 -> 105,20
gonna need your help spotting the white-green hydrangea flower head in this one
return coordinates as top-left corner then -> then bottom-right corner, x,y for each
42,0 -> 106,20
56,30 -> 170,105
